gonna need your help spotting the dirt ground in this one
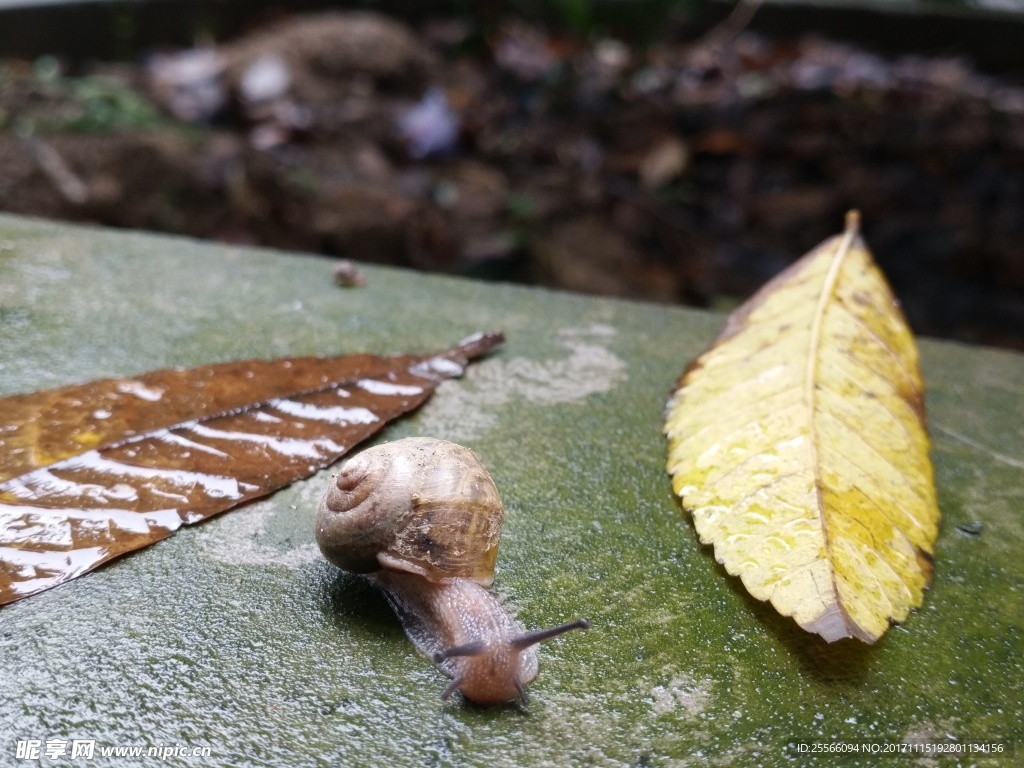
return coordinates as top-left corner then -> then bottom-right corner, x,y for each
1,10 -> 1022,349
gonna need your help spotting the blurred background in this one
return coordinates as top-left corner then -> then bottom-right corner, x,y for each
1,0 -> 1022,349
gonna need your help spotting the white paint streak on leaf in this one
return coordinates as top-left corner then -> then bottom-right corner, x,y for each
115,380 -> 166,402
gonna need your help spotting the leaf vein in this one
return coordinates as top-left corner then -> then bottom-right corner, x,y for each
833,299 -> 916,385
817,360 -> 915,446
818,408 -> 928,509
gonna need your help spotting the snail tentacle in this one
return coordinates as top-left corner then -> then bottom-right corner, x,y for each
512,618 -> 591,651
433,641 -> 486,663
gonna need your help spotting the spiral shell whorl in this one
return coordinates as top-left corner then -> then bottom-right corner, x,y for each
315,437 -> 503,586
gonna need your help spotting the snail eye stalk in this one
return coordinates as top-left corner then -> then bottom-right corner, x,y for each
511,618 -> 590,651
440,678 -> 462,700
432,641 -> 486,663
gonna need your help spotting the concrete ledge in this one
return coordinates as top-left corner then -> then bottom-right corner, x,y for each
0,213 -> 1020,766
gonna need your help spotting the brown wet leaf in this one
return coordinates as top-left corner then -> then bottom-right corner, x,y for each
0,333 -> 503,606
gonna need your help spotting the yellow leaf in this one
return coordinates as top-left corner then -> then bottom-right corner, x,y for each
664,212 -> 940,643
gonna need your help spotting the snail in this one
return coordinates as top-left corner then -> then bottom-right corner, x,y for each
315,437 -> 589,706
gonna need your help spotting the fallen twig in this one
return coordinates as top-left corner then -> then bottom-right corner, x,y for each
21,135 -> 89,205
693,0 -> 764,49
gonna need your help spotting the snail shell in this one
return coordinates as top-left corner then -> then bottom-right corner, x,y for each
316,437 -> 588,706
316,437 -> 503,586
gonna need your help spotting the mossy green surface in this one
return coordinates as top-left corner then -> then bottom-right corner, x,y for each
0,213 -> 1020,767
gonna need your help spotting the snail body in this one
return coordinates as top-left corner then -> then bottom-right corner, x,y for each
374,572 -> 539,705
316,437 -> 587,705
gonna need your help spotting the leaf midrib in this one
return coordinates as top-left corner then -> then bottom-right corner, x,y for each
804,214 -> 860,632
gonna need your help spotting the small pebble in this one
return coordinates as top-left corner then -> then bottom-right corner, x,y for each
333,260 -> 367,288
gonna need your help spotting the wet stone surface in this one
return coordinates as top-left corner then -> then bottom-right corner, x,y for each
0,213 -> 1021,766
